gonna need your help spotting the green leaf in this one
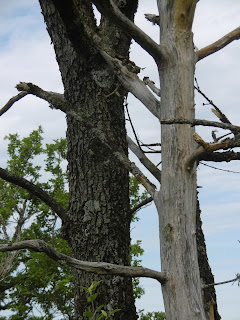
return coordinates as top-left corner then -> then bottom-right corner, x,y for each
96,304 -> 104,313
101,310 -> 108,317
83,311 -> 93,318
87,292 -> 98,302
96,315 -> 104,320
80,286 -> 89,293
108,309 -> 121,317
88,280 -> 102,293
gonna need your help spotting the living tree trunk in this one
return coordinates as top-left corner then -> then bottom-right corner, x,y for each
39,1 -> 138,319
156,1 -> 206,319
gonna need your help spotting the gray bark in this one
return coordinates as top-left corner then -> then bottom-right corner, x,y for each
39,1 -> 138,319
156,1 -> 206,319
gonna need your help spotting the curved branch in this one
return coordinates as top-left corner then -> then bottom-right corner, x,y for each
91,0 -> 169,64
130,197 -> 153,214
127,136 -> 161,182
0,240 -> 168,284
16,82 -> 68,112
0,168 -> 67,222
0,92 -> 28,117
197,26 -> 240,61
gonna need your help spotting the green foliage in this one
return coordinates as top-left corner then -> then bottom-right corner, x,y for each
0,129 -> 153,318
81,281 -> 120,320
138,310 -> 166,320
0,127 -> 72,319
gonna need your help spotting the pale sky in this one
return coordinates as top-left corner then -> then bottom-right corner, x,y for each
0,1 -> 240,319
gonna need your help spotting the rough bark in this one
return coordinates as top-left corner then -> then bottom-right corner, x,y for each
156,1 -> 206,319
39,1 -> 138,319
196,199 -> 221,320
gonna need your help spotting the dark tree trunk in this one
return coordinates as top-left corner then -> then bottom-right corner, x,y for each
196,199 -> 221,320
39,1 -> 138,319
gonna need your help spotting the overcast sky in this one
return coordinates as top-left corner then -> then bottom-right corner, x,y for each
0,1 -> 240,319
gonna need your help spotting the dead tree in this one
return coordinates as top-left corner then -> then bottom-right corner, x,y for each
1,1 -> 240,319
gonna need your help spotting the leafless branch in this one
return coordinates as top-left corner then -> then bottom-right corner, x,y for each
113,150 -> 157,196
197,27 -> 240,61
16,82 -> 68,112
130,197 -> 153,214
127,136 -> 161,182
143,77 -> 161,97
91,0 -> 169,64
0,168 -> 67,222
161,118 -> 240,132
100,51 -> 160,118
0,240 -> 168,284
185,133 -> 231,170
199,150 -> 240,162
203,274 -> 240,289
194,81 -> 231,124
0,92 -> 28,117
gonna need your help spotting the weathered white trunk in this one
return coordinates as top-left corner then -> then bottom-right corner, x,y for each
156,1 -> 207,319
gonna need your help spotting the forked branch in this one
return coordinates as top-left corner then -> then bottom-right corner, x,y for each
185,133 -> 231,170
0,240 -> 168,284
0,168 -> 67,221
197,27 -> 240,61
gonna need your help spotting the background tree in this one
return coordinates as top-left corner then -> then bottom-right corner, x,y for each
0,1 -> 240,320
0,129 -> 150,319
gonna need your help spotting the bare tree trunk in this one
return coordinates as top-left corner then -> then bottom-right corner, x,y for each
156,1 -> 206,319
39,1 -> 138,319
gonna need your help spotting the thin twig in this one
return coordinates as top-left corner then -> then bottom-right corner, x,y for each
203,274 -> 240,289
200,162 -> 240,174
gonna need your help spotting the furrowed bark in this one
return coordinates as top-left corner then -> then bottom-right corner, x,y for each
39,1 -> 138,319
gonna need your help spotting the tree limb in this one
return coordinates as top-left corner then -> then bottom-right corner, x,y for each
144,14 -> 160,26
100,51 -> 160,118
91,0 -> 169,64
199,150 -> 240,162
197,27 -> 240,61
203,274 -> 240,289
16,82 -> 68,112
0,168 -> 67,222
143,77 -> 161,97
185,134 -> 231,170
130,197 -> 153,214
0,240 -> 168,284
0,92 -> 28,117
161,118 -> 240,132
127,136 -> 161,182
